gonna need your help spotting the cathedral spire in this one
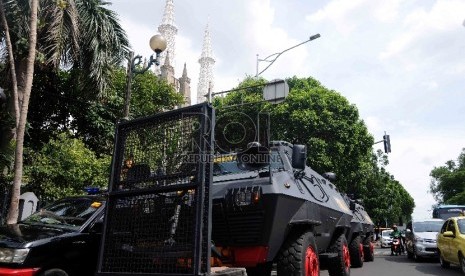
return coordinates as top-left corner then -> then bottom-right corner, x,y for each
158,0 -> 177,69
197,22 -> 215,104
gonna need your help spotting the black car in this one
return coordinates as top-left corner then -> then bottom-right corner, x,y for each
0,195 -> 105,276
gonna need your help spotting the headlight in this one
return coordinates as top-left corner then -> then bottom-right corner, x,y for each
0,248 -> 30,263
414,236 -> 424,243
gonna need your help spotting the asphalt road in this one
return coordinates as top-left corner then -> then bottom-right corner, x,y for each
320,248 -> 462,276
268,247 -> 463,276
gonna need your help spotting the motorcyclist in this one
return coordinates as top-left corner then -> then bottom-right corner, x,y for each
390,224 -> 403,255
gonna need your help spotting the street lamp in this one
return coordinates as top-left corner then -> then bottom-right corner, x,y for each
255,33 -> 321,77
123,34 -> 167,120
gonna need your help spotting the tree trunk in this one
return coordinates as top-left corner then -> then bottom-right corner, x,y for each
0,0 -> 20,128
6,0 -> 38,224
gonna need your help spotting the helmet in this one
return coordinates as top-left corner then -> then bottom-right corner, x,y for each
393,224 -> 397,229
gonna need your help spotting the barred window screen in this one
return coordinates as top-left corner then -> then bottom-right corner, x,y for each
97,103 -> 214,276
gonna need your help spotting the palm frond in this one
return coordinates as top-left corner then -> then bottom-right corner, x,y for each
76,0 -> 130,96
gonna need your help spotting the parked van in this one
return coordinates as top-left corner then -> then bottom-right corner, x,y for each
404,218 -> 444,261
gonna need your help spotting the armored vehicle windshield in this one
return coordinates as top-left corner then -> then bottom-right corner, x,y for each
213,148 -> 284,179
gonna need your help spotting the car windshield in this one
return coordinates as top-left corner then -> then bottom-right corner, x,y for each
413,221 -> 443,232
21,197 -> 104,230
382,230 -> 392,236
457,219 -> 465,234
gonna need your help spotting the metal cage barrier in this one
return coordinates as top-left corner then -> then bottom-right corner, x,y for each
96,103 -> 214,276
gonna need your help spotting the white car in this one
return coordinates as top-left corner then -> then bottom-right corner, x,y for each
381,229 -> 393,248
405,219 -> 443,260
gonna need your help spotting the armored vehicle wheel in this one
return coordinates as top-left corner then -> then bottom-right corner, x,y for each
363,235 -> 374,262
277,230 -> 319,276
349,236 -> 363,268
245,262 -> 272,276
328,234 -> 350,276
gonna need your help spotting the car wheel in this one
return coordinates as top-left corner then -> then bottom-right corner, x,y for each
439,250 -> 450,268
407,248 -> 413,259
413,246 -> 422,262
460,253 -> 465,274
38,269 -> 69,276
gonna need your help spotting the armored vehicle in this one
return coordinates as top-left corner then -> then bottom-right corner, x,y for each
211,141 -> 354,276
340,193 -> 375,267
95,103 -> 357,276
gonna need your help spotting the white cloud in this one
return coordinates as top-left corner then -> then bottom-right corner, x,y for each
372,0 -> 402,22
306,0 -> 368,36
386,129 -> 465,220
380,0 -> 465,61
422,80 -> 439,90
112,0 -> 465,223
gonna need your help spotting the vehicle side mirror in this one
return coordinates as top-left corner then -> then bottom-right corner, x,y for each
444,231 -> 455,238
406,229 -> 411,233
292,145 -> 307,170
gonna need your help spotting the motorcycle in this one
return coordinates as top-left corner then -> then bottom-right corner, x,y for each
391,237 -> 402,256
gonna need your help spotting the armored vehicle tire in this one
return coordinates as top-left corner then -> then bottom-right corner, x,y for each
38,269 -> 68,276
328,234 -> 350,276
245,262 -> 272,276
276,230 -> 319,276
363,235 -> 374,262
349,236 -> 363,268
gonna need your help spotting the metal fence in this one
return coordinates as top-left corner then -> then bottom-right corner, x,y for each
96,103 -> 214,276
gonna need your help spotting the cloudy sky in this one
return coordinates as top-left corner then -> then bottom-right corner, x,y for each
110,0 -> 465,221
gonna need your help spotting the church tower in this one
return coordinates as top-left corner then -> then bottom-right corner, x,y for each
160,51 -> 176,85
157,0 -> 191,107
158,0 -> 177,68
197,23 -> 215,104
178,63 -> 191,107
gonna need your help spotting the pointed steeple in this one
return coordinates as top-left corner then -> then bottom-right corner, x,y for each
160,50 -> 175,85
182,63 -> 188,77
179,62 -> 191,107
158,0 -> 177,69
197,22 -> 215,104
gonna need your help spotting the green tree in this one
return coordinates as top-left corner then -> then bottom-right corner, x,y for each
24,132 -> 110,202
0,0 -> 39,224
213,76 -> 415,222
70,66 -> 184,155
430,148 -> 465,204
361,150 -> 414,227
214,76 -> 374,193
0,0 -> 129,223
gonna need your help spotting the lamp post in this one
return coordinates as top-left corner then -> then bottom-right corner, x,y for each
123,34 -> 167,120
255,33 -> 321,77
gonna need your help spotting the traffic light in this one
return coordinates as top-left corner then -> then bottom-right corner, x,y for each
383,134 -> 391,153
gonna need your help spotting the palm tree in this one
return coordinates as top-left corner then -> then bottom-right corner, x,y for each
0,0 -> 130,223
